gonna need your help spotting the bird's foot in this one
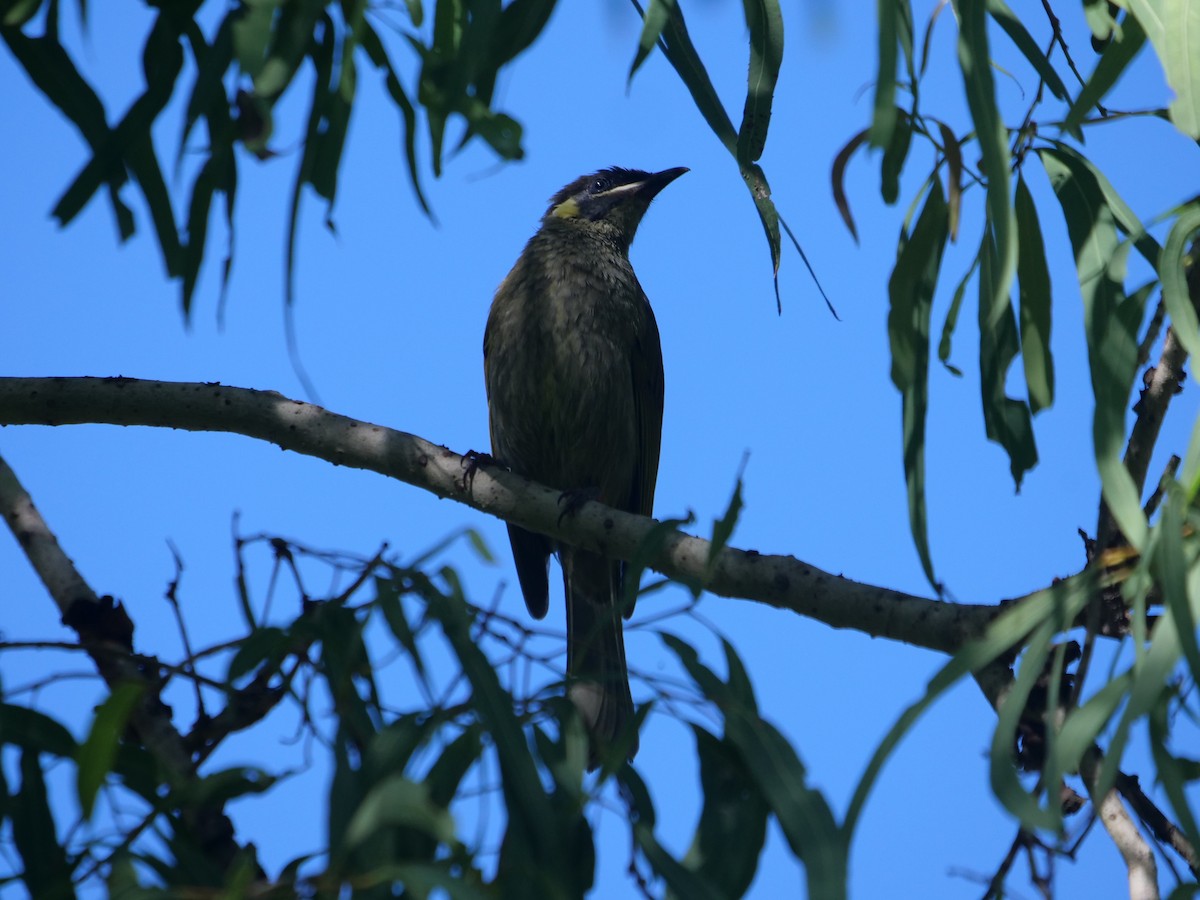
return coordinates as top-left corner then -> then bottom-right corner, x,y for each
557,486 -> 601,526
460,450 -> 500,492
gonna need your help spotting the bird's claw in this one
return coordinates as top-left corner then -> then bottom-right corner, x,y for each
557,486 -> 601,526
461,450 -> 500,492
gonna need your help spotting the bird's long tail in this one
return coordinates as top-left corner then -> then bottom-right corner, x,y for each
561,547 -> 637,765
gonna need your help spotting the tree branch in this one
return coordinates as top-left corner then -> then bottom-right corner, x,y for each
0,375 -> 1008,655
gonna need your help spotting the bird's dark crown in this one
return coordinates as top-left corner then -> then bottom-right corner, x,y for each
545,167 -> 653,214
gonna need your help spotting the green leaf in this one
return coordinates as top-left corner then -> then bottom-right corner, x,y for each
1038,147 -> 1148,548
978,226 -> 1039,488
629,0 -> 673,84
311,0 -> 363,208
845,574 -> 1094,839
13,749 -> 75,900
1124,0 -> 1200,138
0,704 -> 78,757
231,0 -> 275,80
1156,486 -> 1200,691
637,822 -> 726,900
1014,174 -> 1055,414
51,13 -> 186,285
725,714 -> 846,898
869,0 -> 901,148
2,0 -> 44,27
343,775 -> 457,850
986,0 -> 1070,100
285,11 -> 335,306
744,163 -> 784,312
636,0 -> 735,154
737,0 -> 783,167
888,178 -> 948,588
253,0 -> 324,101
1064,12 -> 1146,137
77,682 -> 143,820
722,638 -> 758,717
226,625 -> 290,681
937,246 -> 981,374
360,20 -> 433,218
880,107 -> 911,205
1160,203 -> 1200,361
706,462 -> 746,582
0,27 -> 135,239
682,726 -> 769,899
988,613 -> 1060,832
423,573 -> 562,880
1096,578 -> 1195,799
831,129 -> 869,242
167,766 -> 275,808
956,0 -> 1017,361
1053,670 -> 1133,776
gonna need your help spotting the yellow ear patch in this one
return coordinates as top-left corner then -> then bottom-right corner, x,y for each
552,198 -> 581,218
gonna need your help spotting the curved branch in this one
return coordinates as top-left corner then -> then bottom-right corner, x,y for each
0,376 -> 1005,654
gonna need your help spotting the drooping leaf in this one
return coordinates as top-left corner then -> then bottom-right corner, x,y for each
0,704 -> 78,757
1064,12 -> 1147,137
706,462 -> 746,582
937,245 -> 981,374
629,0 -> 674,85
360,19 -> 433,217
986,0 -> 1069,100
977,225 -> 1039,489
888,178 -> 948,588
1159,204 -> 1200,361
880,106 -> 912,205
343,775 -> 457,850
683,726 -> 769,899
831,128 -> 869,242
77,682 -> 143,820
1125,0 -> 1200,138
724,714 -> 845,898
1038,147 -> 1148,549
869,0 -> 902,148
1014,173 -> 1055,414
935,120 -> 963,241
844,572 -> 1096,840
13,749 -> 75,900
955,0 -> 1017,361
737,0 -> 783,167
0,27 -> 135,239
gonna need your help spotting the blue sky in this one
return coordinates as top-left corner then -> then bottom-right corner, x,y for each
2,1 -> 1198,896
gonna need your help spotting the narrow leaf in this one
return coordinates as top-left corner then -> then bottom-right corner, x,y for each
977,227 -> 1039,487
869,0 -> 900,148
1038,147 -> 1148,548
737,0 -> 783,166
831,129 -> 868,242
888,179 -> 948,588
1014,174 -> 1055,413
629,0 -> 673,84
986,0 -> 1070,100
684,726 -> 769,898
77,682 -> 143,820
1064,12 -> 1147,136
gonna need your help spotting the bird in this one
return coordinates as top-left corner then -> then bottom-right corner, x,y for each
483,166 -> 686,764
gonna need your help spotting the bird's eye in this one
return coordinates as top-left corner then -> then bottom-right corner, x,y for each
590,176 -> 611,193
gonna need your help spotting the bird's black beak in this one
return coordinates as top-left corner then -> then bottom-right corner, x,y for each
638,167 -> 689,200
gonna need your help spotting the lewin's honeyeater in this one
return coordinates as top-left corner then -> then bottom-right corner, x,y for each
483,166 -> 686,763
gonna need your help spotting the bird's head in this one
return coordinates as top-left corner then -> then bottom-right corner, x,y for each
542,166 -> 688,248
